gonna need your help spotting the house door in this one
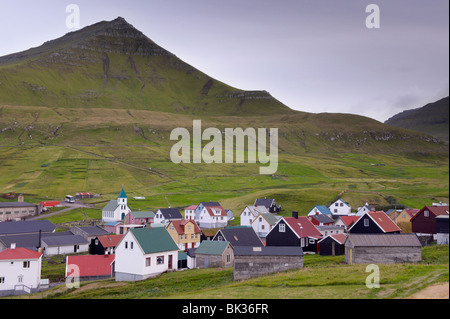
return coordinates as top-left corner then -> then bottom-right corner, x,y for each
74,245 -> 78,253
205,256 -> 209,268
185,243 -> 188,250
168,255 -> 173,270
349,248 -> 353,264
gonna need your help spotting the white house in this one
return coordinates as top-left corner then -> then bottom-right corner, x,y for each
154,208 -> 183,225
329,199 -> 351,216
251,213 -> 281,237
0,244 -> 43,296
240,205 -> 269,226
307,205 -> 333,217
102,188 -> 131,223
184,205 -> 198,220
115,227 -> 179,281
356,203 -> 375,216
195,202 -> 228,229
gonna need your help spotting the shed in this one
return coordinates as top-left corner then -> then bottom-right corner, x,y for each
344,233 -> 422,264
318,234 -> 347,256
194,240 -> 234,268
66,254 -> 115,282
233,246 -> 303,281
436,215 -> 449,245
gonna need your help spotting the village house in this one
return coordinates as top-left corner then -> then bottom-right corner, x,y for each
316,225 -> 346,237
103,221 -> 123,234
89,234 -> 123,255
436,215 -> 449,245
308,214 -> 334,226
195,202 -> 228,229
307,205 -> 332,217
356,203 -> 375,216
0,196 -> 41,222
124,211 -> 155,225
114,227 -> 179,281
166,219 -> 201,250
0,244 -> 43,296
251,212 -> 280,238
194,240 -> 234,269
70,225 -> 110,242
154,208 -> 183,225
317,234 -> 347,256
66,254 -> 115,282
334,215 -> 360,230
0,220 -> 55,237
184,205 -> 198,220
102,188 -> 131,223
240,205 -> 270,226
254,198 -> 281,214
329,199 -> 352,216
344,233 -> 422,264
265,212 -> 323,253
395,208 -> 419,224
348,211 -> 401,234
213,227 -> 264,247
40,234 -> 89,256
233,246 -> 304,281
410,205 -> 449,237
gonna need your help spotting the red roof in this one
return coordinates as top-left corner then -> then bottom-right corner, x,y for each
169,219 -> 201,235
339,216 -> 360,227
368,211 -> 401,233
66,255 -> 115,277
204,206 -> 228,217
0,247 -> 42,261
410,206 -> 449,222
185,205 -> 198,210
97,234 -> 124,248
284,216 -> 323,239
329,233 -> 347,244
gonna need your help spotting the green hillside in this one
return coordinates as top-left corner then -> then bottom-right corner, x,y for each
385,96 -> 449,142
0,17 -> 448,213
0,17 -> 289,116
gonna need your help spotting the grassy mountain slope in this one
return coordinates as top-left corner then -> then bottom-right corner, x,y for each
385,96 -> 449,142
0,17 -> 289,116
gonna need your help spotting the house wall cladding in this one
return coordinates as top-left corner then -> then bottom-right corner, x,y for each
345,246 -> 422,264
195,253 -> 233,268
233,255 -> 303,281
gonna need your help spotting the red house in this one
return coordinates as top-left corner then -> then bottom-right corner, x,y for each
411,205 -> 449,235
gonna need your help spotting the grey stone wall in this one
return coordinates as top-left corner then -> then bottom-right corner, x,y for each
233,255 -> 303,281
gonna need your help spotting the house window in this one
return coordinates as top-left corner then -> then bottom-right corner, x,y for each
23,261 -> 30,268
146,257 -> 151,267
279,223 -> 285,232
259,217 -> 262,222
261,225 -> 265,230
364,219 -> 369,227
0,277 -> 5,284
340,203 -> 343,207
424,210 -> 429,217
18,275 -> 23,283
130,242 -> 134,250
217,236 -> 223,241
226,254 -> 231,263
335,203 -> 338,206
157,256 -> 164,265
334,209 -> 338,213
125,241 -> 128,249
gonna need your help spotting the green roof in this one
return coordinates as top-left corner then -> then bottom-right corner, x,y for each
131,227 -> 178,254
118,188 -> 127,199
131,211 -> 155,218
195,240 -> 230,255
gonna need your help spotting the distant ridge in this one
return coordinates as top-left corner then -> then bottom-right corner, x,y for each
385,96 -> 449,142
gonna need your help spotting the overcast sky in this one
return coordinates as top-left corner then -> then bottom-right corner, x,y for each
0,0 -> 448,122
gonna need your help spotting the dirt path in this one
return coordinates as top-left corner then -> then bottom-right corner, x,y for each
407,282 -> 449,299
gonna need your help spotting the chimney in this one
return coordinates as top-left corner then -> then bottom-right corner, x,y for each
292,211 -> 298,219
10,243 -> 16,249
18,194 -> 24,202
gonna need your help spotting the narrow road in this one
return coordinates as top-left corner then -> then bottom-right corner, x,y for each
26,201 -> 97,220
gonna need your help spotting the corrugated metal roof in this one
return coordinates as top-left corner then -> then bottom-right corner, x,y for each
41,235 -> 88,247
347,234 -> 422,247
0,220 -> 56,235
195,240 -> 230,255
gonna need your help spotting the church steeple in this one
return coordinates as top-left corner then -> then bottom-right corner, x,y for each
118,187 -> 128,206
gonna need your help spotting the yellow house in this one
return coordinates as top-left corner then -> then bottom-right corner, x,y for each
396,208 -> 419,224
166,219 -> 201,250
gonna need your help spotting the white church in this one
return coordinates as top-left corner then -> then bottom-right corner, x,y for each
102,188 -> 131,223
